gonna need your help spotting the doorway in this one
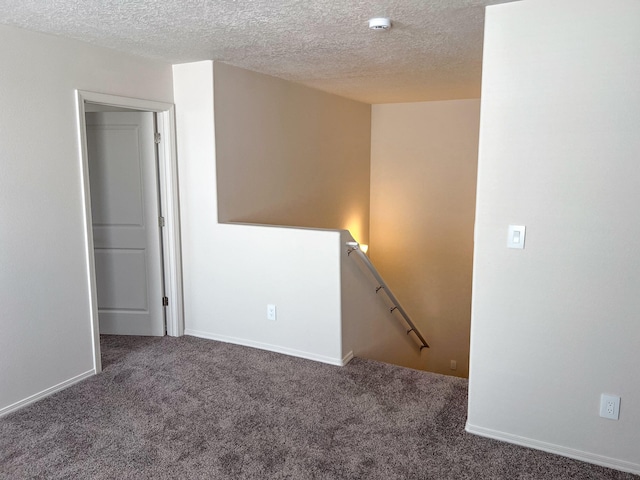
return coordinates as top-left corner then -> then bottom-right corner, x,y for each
76,91 -> 184,374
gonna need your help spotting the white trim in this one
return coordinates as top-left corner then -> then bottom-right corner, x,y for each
77,91 -> 172,112
465,422 -> 640,476
75,90 -> 185,360
342,350 -> 354,365
156,108 -> 185,337
0,370 -> 95,418
186,329 -> 350,366
75,91 -> 102,374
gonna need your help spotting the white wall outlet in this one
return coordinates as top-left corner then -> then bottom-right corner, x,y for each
450,360 -> 457,370
267,304 -> 277,321
599,394 -> 620,420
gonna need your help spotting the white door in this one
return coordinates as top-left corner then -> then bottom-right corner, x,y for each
86,111 -> 165,336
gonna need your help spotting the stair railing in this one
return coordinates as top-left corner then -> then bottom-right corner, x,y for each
346,241 -> 429,350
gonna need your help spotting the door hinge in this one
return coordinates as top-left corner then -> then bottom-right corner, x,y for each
154,132 -> 161,144
159,216 -> 165,227
162,296 -> 169,307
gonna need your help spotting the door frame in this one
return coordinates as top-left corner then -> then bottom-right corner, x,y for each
76,90 -> 184,373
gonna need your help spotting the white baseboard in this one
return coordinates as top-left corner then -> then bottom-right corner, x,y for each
465,422 -> 640,476
342,350 -> 354,366
185,329 -> 351,366
0,369 -> 95,418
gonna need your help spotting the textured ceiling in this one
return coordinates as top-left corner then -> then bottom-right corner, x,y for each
0,0 -> 517,104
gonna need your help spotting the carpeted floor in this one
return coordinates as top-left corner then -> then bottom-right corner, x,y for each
0,335 -> 636,479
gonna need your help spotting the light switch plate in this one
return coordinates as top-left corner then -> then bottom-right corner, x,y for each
508,225 -> 526,249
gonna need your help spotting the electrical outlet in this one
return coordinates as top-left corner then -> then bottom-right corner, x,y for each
599,394 -> 620,420
450,360 -> 457,370
267,304 -> 277,321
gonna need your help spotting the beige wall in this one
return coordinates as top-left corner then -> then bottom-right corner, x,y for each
467,0 -> 640,473
175,62 -> 347,367
370,100 -> 480,378
214,62 -> 372,244
0,24 -> 174,414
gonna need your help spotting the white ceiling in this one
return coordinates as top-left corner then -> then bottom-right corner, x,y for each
0,0 -> 517,104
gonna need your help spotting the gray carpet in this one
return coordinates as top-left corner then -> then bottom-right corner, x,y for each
0,335 -> 636,479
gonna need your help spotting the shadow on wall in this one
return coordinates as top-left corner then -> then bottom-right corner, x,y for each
213,61 -> 372,246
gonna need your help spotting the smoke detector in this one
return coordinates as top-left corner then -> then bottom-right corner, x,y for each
369,18 -> 392,31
